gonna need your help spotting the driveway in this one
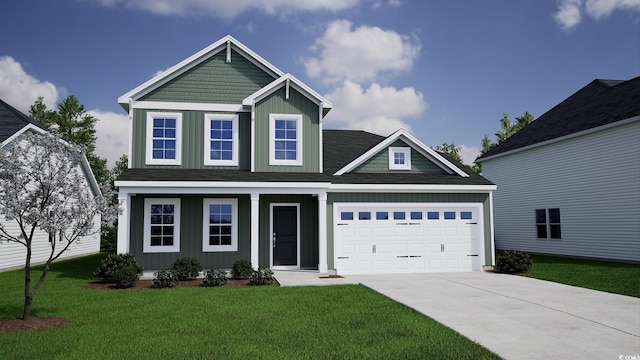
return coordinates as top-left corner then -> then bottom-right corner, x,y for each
350,272 -> 640,360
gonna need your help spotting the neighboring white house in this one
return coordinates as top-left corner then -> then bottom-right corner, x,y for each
0,99 -> 102,272
476,77 -> 640,263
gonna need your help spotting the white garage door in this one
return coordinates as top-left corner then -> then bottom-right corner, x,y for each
334,203 -> 483,275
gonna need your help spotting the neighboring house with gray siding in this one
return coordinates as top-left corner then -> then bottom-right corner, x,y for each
115,36 -> 496,275
476,77 -> 640,262
0,99 -> 102,272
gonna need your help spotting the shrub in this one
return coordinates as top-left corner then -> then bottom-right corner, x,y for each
94,253 -> 143,283
153,270 -> 179,288
232,259 -> 254,279
172,257 -> 203,281
495,250 -> 533,274
250,268 -> 274,286
203,269 -> 228,287
113,265 -> 140,289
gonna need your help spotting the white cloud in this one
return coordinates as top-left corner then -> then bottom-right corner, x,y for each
458,145 -> 481,166
304,20 -> 421,84
90,110 -> 129,167
323,80 -> 427,136
554,0 -> 640,29
0,56 -> 58,113
95,0 -> 360,18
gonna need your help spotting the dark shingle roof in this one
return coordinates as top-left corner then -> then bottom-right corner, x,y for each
118,129 -> 493,186
0,99 -> 47,143
478,76 -> 640,160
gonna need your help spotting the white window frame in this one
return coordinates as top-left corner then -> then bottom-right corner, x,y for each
202,198 -> 238,252
143,198 -> 180,253
204,114 -> 239,166
145,112 -> 182,165
269,114 -> 303,166
388,147 -> 411,170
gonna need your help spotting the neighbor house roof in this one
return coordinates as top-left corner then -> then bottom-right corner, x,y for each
0,99 -> 47,144
117,129 -> 494,187
477,76 -> 640,161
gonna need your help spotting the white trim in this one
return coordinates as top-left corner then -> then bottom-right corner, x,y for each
318,104 -> 324,173
145,112 -> 182,165
334,129 -> 469,177
388,147 -> 411,170
116,193 -> 131,254
489,191 -> 495,266
250,193 -> 260,268
132,101 -> 248,113
143,198 -> 181,253
269,114 -> 303,166
243,73 -> 332,115
127,98 -> 133,168
203,114 -> 239,166
226,40 -> 231,62
118,35 -> 283,109
250,103 -> 256,172
270,203 -> 301,270
477,115 -> 640,163
317,191 -> 328,273
1,123 -> 47,146
202,198 -> 238,252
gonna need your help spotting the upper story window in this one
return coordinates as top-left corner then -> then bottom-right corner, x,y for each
269,114 -> 302,166
143,198 -> 180,253
146,112 -> 182,165
388,147 -> 411,170
204,114 -> 238,166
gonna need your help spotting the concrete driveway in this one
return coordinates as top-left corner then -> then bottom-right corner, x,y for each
350,272 -> 640,360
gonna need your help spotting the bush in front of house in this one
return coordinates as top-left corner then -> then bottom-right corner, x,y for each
153,270 -> 179,288
203,269 -> 228,287
172,257 -> 203,281
231,259 -> 254,279
250,268 -> 275,286
495,250 -> 533,274
93,253 -> 143,282
113,265 -> 140,289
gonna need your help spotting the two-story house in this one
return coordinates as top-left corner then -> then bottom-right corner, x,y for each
115,35 -> 496,275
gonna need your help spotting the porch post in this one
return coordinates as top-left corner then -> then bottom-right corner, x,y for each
116,191 -> 130,254
250,192 -> 260,269
317,191 -> 328,273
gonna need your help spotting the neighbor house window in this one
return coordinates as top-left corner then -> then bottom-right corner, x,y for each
388,147 -> 411,170
146,112 -> 182,165
203,199 -> 238,252
536,208 -> 561,239
143,198 -> 180,253
269,114 -> 302,166
204,114 -> 238,166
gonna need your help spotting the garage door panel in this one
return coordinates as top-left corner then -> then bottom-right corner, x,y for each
358,227 -> 373,237
393,227 -> 407,236
375,227 -> 389,237
408,227 -> 424,236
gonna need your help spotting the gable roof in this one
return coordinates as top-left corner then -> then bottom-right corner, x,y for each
0,99 -> 47,144
334,128 -> 469,177
118,35 -> 285,111
243,73 -> 333,117
477,76 -> 640,161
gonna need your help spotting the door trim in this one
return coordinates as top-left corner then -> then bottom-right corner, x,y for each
270,203 -> 301,270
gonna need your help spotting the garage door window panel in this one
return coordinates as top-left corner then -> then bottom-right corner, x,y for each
340,212 -> 354,221
444,212 -> 456,220
359,212 -> 371,220
393,212 -> 406,220
427,212 -> 439,220
376,212 -> 389,220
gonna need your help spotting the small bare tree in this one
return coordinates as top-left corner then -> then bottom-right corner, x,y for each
0,131 -> 118,320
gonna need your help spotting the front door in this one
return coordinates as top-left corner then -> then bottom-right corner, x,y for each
272,205 -> 298,267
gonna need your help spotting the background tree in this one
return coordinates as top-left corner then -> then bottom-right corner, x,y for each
433,142 -> 464,164
29,96 -> 109,184
472,111 -> 534,172
0,131 -> 118,320
101,154 -> 128,252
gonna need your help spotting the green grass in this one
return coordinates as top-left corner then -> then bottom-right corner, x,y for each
524,254 -> 640,297
0,254 -> 498,360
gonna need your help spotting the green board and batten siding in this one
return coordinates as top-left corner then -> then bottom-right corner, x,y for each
353,140 -> 448,174
326,192 -> 493,269
131,109 -> 251,169
141,49 -> 275,104
129,195 -> 251,270
254,87 -> 321,173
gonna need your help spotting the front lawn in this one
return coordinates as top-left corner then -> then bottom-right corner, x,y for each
524,254 -> 640,297
0,254 -> 498,360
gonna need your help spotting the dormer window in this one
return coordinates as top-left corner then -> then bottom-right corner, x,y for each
204,114 -> 238,166
389,147 -> 411,170
269,114 -> 302,166
146,112 -> 182,165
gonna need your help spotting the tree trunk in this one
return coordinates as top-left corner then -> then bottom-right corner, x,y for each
22,246 -> 32,320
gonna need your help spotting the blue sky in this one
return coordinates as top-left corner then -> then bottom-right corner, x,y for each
1,0 -> 638,166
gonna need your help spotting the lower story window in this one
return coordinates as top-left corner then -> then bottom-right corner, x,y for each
143,198 -> 180,253
536,208 -> 561,239
203,198 -> 238,252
